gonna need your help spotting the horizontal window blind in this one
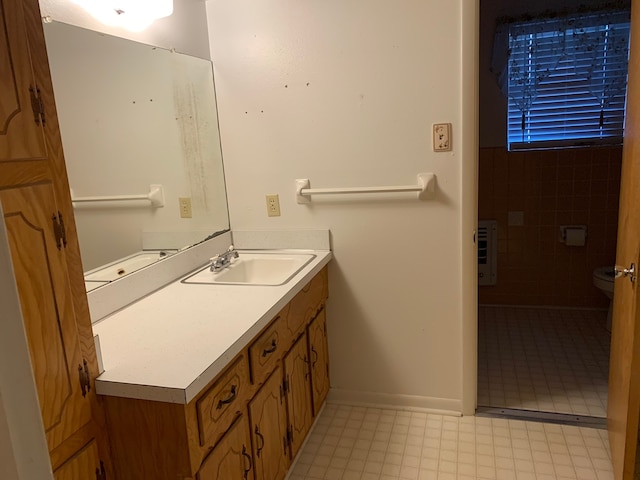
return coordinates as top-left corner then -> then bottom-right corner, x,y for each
507,11 -> 630,150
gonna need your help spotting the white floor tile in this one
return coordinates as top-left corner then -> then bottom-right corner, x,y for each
287,402 -> 614,480
478,306 -> 610,417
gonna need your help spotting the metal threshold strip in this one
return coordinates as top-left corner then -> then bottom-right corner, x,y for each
476,406 -> 607,430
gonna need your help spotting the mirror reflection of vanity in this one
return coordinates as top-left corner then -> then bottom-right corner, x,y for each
43,21 -> 230,290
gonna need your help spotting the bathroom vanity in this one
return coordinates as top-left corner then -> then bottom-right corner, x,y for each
91,249 -> 332,480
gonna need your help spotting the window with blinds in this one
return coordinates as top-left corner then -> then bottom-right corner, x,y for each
506,11 -> 630,151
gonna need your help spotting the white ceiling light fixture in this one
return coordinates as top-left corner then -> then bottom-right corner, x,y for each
71,0 -> 174,32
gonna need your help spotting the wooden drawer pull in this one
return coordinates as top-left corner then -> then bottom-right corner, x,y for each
311,346 -> 319,368
242,445 -> 252,479
216,384 -> 237,409
255,425 -> 265,458
262,339 -> 277,357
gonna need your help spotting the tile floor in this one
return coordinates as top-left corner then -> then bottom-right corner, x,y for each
286,402 -> 614,480
477,306 -> 610,417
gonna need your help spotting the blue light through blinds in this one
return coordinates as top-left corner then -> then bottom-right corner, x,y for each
507,11 -> 630,150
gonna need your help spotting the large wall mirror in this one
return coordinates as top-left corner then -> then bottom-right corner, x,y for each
43,22 -> 230,288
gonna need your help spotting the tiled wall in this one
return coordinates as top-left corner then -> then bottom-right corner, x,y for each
478,146 -> 622,307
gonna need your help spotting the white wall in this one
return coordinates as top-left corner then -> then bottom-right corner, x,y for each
208,0 -> 478,413
39,0 -> 211,58
0,205 -> 53,480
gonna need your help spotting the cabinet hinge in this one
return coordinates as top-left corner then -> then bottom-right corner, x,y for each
78,359 -> 91,397
95,460 -> 106,480
29,86 -> 45,126
52,211 -> 67,250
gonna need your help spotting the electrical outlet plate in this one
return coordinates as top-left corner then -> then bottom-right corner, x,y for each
266,194 -> 281,217
179,197 -> 192,218
433,123 -> 452,152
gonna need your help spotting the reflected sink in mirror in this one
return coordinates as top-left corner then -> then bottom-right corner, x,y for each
84,250 -> 178,285
183,253 -> 316,286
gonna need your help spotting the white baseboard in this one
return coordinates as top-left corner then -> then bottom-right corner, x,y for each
327,388 -> 462,416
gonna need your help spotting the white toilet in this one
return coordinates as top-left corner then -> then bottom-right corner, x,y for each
593,266 -> 615,331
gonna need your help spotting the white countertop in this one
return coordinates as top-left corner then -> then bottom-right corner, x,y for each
93,249 -> 332,404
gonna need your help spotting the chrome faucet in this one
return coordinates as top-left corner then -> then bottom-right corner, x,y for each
209,245 -> 239,272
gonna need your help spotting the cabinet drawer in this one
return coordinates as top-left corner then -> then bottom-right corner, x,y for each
286,267 -> 328,338
249,312 -> 288,385
196,355 -> 250,447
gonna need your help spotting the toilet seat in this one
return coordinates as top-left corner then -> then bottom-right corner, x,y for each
593,266 -> 615,295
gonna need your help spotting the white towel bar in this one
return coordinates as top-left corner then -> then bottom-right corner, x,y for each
71,184 -> 165,208
296,173 -> 436,204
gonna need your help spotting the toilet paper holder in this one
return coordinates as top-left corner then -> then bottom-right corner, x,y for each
559,225 -> 587,246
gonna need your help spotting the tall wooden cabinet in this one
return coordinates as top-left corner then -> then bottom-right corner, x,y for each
0,0 -> 112,476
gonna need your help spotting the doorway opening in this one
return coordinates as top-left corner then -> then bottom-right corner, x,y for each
476,0 -> 625,425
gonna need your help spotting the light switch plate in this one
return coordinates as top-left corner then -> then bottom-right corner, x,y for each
433,123 -> 452,152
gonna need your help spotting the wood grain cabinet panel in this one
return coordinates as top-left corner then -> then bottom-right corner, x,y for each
308,307 -> 330,416
285,267 -> 328,339
249,366 -> 289,480
197,415 -> 254,480
197,355 -> 250,447
1,184 -> 93,452
52,439 -> 103,480
0,0 -> 46,161
283,333 -> 313,459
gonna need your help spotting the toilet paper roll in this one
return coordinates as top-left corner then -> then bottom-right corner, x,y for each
565,227 -> 586,246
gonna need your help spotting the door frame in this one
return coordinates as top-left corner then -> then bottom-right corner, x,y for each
461,0 -> 480,416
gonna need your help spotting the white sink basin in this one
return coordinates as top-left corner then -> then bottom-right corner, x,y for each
183,252 -> 316,286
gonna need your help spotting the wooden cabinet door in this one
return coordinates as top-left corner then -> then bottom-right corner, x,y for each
248,366 -> 289,480
0,0 -> 113,473
198,415 -> 254,480
0,0 -> 46,161
308,307 -> 330,416
283,333 -> 312,459
53,439 -> 103,480
0,184 -> 93,453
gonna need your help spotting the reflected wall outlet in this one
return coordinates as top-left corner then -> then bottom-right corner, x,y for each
266,194 -> 281,217
433,123 -> 452,151
179,197 -> 192,218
